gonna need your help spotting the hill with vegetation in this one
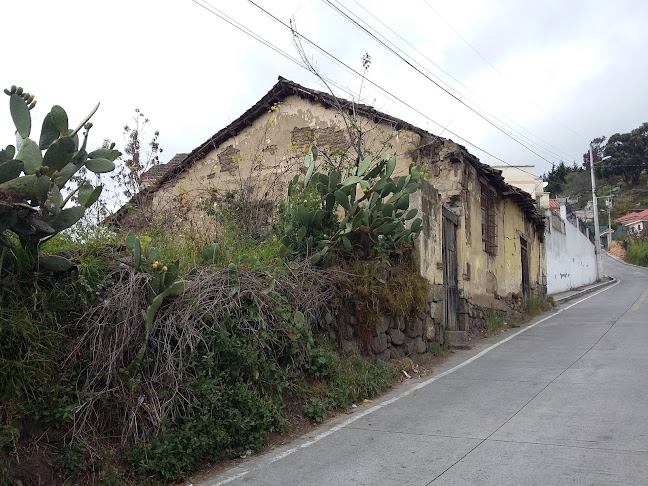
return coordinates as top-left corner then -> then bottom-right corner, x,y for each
542,121 -> 648,222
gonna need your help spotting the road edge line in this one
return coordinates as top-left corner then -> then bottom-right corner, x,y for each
203,278 -> 621,485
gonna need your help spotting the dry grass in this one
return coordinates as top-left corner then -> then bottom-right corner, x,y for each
608,241 -> 626,259
67,262 -> 348,447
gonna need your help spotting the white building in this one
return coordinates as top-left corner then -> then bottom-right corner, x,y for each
490,165 -> 550,209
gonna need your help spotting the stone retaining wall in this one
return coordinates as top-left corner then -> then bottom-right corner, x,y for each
331,283 -> 529,359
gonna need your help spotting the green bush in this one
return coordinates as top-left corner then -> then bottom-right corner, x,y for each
304,346 -> 339,379
130,382 -> 278,480
276,147 -> 423,261
626,240 -> 648,267
303,354 -> 395,422
485,309 -> 507,333
525,296 -> 553,316
274,181 -> 338,257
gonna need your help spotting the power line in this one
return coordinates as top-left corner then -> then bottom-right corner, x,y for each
322,0 -> 565,167
190,0 -> 542,178
185,1 -> 374,116
346,0 -> 578,163
419,0 -> 587,141
187,0 -> 305,69
245,0 -> 544,173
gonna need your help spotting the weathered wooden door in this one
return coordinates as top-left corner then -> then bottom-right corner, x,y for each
442,209 -> 458,330
520,236 -> 530,306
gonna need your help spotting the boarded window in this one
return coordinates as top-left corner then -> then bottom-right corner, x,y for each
481,185 -> 498,255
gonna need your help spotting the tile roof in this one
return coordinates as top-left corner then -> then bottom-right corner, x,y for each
616,209 -> 648,225
141,153 -> 188,185
549,199 -> 560,209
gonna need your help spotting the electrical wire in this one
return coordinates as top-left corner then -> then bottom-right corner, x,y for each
242,0 -> 546,176
188,0 -> 591,185
321,0 -> 563,167
420,0 -> 587,141
345,0 -> 577,163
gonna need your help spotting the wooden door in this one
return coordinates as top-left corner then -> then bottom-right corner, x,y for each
520,236 -> 530,306
443,210 -> 458,330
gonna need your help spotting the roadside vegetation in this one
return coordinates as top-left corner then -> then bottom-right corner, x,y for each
0,86 -> 431,484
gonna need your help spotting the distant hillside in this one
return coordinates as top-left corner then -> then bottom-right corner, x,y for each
543,121 -> 648,220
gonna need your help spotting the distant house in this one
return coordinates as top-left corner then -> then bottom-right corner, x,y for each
615,209 -> 648,234
114,76 -> 546,346
490,164 -> 549,209
140,153 -> 188,188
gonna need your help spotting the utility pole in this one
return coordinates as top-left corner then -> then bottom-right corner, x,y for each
607,202 -> 613,249
589,144 -> 602,281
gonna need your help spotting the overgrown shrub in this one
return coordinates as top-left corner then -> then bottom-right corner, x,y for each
350,258 -> 428,352
276,147 -> 423,261
626,239 -> 648,267
303,354 -> 394,422
485,309 -> 507,333
525,296 -> 553,316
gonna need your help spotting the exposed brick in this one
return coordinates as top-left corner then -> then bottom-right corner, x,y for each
218,145 -> 240,174
291,126 -> 348,152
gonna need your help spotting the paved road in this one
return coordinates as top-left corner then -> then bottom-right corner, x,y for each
194,254 -> 648,486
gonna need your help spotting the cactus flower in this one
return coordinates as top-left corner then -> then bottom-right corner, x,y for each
152,261 -> 159,269
162,266 -> 168,272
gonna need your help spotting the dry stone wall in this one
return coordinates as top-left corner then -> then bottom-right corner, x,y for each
331,285 -> 447,362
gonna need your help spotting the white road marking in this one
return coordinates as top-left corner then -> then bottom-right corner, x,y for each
205,278 -> 621,484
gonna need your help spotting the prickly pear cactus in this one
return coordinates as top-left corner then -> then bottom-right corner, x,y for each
282,146 -> 423,262
0,85 -> 120,257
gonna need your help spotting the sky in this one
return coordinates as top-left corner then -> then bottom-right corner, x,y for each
2,0 -> 647,185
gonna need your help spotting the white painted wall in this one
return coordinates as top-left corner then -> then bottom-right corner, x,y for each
491,164 -> 550,208
546,211 -> 597,294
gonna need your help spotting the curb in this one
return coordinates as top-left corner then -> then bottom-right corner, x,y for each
551,277 -> 617,305
605,251 -> 648,269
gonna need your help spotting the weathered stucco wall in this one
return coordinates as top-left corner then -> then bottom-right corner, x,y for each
546,212 -> 596,294
151,95 -> 420,214
415,140 -> 546,334
136,95 -> 546,345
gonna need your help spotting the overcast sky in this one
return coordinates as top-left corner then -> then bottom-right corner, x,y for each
2,0 -> 647,179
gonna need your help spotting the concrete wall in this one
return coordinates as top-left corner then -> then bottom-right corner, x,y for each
546,210 -> 597,294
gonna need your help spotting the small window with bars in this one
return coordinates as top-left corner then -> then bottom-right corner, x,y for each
481,185 -> 498,255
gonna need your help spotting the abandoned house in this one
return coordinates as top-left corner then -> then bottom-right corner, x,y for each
113,76 -> 546,351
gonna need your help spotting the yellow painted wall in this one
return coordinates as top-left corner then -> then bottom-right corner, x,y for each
417,140 -> 546,319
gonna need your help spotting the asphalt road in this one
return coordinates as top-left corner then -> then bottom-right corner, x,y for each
193,253 -> 648,486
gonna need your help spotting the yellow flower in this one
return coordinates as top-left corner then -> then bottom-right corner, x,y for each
152,261 -> 159,270
162,266 -> 168,272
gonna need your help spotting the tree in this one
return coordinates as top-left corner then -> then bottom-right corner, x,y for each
582,135 -> 606,172
603,123 -> 648,186
110,109 -> 162,203
542,161 -> 579,195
